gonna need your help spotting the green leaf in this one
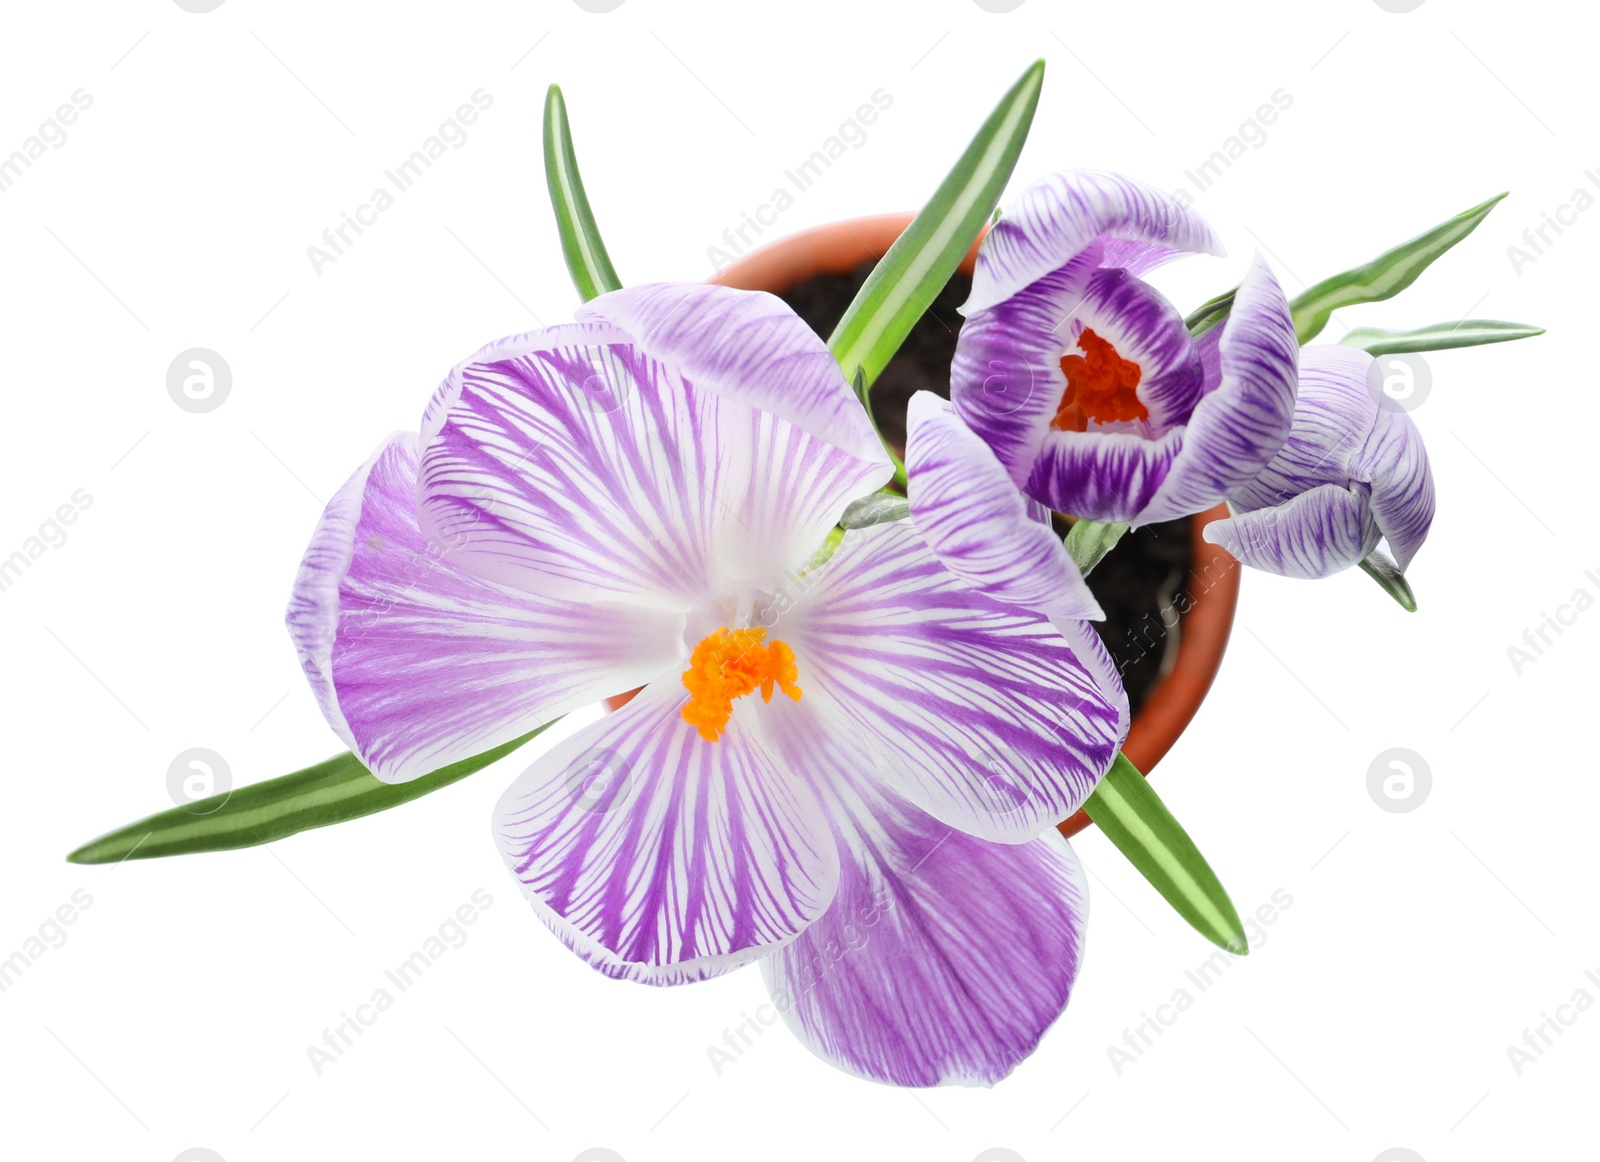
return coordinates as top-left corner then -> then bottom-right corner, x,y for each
827,60 -> 1044,389
1290,192 -> 1507,344
66,727 -> 550,865
1357,548 -> 1418,612
1184,288 -> 1235,339
544,85 -> 621,303
1065,519 -> 1128,575
1341,319 -> 1545,356
1082,753 -> 1248,954
839,492 -> 911,529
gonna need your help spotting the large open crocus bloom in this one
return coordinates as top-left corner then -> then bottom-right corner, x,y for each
947,171 -> 1300,528
286,282 -> 1129,1086
1204,345 -> 1436,578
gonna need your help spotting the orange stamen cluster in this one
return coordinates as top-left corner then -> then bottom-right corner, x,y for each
680,626 -> 802,742
1053,328 -> 1148,432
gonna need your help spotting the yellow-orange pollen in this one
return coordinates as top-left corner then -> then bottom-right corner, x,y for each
680,626 -> 802,742
1052,328 -> 1148,432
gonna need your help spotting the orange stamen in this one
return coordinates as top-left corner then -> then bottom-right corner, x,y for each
680,626 -> 802,742
1053,328 -> 1148,432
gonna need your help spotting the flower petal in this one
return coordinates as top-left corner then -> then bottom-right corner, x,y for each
1141,256 -> 1299,524
786,522 -> 1125,843
1203,483 -> 1378,578
951,244 -> 1104,489
1351,409 -> 1435,572
1025,426 -> 1187,524
905,392 -> 1101,619
578,282 -> 893,474
418,329 -> 886,605
287,433 -> 680,783
760,765 -> 1089,1087
965,170 -> 1224,315
494,679 -> 839,984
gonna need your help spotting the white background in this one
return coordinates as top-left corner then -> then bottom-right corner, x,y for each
1,1 -> 1594,1160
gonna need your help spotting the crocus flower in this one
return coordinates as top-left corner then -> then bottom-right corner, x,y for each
945,170 -> 1300,529
287,282 -> 1129,1086
1203,345 -> 1436,578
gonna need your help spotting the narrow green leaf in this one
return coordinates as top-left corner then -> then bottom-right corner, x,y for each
1290,192 -> 1507,344
1341,319 -> 1545,356
851,366 -> 908,492
544,85 -> 621,303
1357,548 -> 1418,612
827,60 -> 1045,389
67,727 -> 550,864
840,492 -> 911,529
1184,288 -> 1235,339
1065,519 -> 1128,575
1082,753 -> 1248,954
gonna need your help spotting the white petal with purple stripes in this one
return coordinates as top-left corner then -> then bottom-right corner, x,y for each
965,170 -> 1224,315
287,433 -> 680,783
1205,483 -> 1378,578
494,679 -> 839,985
578,282 -> 893,473
905,392 -> 1101,618
786,522 -> 1125,842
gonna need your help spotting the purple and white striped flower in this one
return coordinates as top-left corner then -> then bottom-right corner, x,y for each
286,281 -> 1129,1086
943,170 -> 1300,532
1203,345 -> 1436,579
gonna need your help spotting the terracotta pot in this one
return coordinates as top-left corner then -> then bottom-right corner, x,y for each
609,214 -> 1242,840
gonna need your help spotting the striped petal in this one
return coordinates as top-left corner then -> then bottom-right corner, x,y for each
578,282 -> 893,474
287,433 -> 679,783
965,170 -> 1224,315
494,679 -> 839,984
1351,407 -> 1435,572
905,391 -> 1101,619
1141,256 -> 1298,524
417,326 -> 886,607
761,760 -> 1089,1087
786,522 -> 1126,843
1025,426 -> 1186,524
1204,483 -> 1377,579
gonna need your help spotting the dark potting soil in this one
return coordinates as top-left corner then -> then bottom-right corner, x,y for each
780,261 -> 1193,717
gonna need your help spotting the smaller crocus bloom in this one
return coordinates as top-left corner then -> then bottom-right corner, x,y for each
1204,345 -> 1436,579
947,170 -> 1300,529
287,282 -> 1129,1087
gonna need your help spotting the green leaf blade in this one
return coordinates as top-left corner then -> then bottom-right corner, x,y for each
1065,519 -> 1128,576
544,85 -> 621,303
1341,319 -> 1545,356
1290,192 -> 1506,344
826,60 -> 1044,388
1358,548 -> 1418,611
1082,753 -> 1248,954
67,728 -> 548,864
